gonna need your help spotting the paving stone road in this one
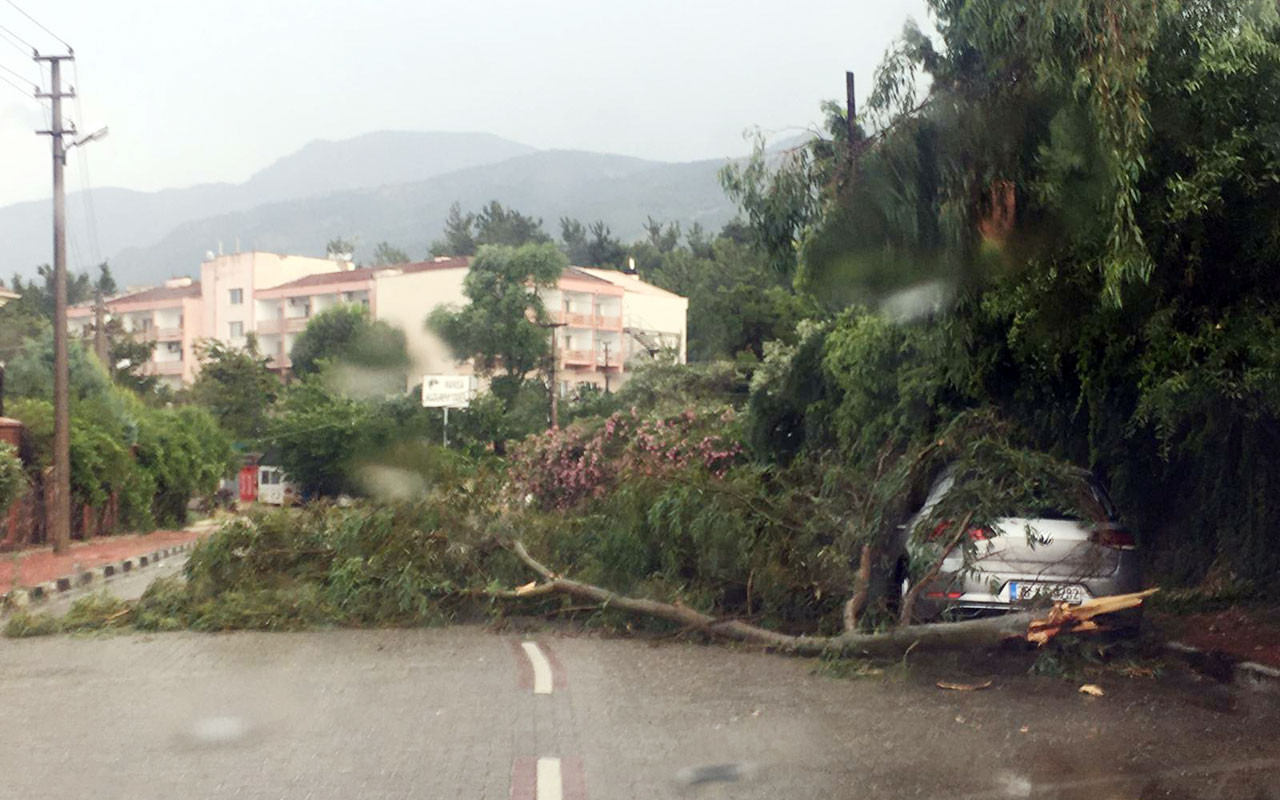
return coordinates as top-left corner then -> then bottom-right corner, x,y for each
0,626 -> 1276,799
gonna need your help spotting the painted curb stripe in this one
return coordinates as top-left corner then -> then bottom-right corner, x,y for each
522,641 -> 554,694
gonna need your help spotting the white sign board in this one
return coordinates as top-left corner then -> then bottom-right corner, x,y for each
421,375 -> 475,408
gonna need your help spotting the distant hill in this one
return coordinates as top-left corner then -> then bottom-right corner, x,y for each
0,131 -> 535,285
100,149 -> 738,284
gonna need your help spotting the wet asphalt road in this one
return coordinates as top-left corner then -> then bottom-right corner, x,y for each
0,624 -> 1277,799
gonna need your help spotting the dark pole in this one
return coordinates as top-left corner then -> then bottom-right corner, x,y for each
538,321 -> 566,429
94,288 -> 108,366
37,53 -> 74,554
602,341 -> 611,394
846,70 -> 857,157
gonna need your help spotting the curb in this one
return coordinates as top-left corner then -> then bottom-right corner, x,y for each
0,539 -> 200,612
1164,640 -> 1280,694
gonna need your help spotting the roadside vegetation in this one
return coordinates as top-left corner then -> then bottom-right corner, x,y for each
3,1 -> 1277,656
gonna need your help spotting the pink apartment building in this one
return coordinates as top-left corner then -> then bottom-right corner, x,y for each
67,277 -> 204,387
68,251 -> 687,394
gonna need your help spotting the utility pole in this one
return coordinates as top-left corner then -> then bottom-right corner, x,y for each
846,71 -> 857,156
36,53 -> 75,554
601,341 -> 611,394
538,320 -> 566,429
93,288 -> 108,366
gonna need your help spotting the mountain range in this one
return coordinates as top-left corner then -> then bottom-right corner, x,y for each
0,131 -> 739,288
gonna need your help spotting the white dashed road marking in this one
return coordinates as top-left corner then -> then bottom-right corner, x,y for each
522,641 -> 554,695
536,757 -> 563,800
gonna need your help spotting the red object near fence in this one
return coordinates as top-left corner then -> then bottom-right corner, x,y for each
238,465 -> 259,503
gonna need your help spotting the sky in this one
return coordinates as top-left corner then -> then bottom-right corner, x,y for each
0,0 -> 932,209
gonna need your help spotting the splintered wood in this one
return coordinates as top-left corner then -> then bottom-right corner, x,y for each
1025,588 -> 1159,645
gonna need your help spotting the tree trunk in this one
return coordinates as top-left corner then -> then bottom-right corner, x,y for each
504,541 -> 1037,659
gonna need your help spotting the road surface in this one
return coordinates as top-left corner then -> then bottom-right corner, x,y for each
1,624 -> 1277,799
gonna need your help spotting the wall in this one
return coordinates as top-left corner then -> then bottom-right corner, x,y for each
372,267 -> 470,385
201,252 -> 338,345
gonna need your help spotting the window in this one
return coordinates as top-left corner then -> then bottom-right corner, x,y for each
228,288 -> 243,305
166,342 -> 181,353
229,321 -> 244,338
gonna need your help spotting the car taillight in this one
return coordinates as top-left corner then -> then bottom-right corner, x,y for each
1090,527 -> 1137,550
925,591 -> 964,599
929,521 -> 993,542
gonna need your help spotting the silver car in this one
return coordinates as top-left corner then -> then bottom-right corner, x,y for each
893,469 -> 1142,625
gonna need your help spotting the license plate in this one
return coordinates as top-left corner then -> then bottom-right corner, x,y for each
1006,582 -> 1091,605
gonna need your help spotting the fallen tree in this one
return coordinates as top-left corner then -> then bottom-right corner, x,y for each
499,541 -> 1157,658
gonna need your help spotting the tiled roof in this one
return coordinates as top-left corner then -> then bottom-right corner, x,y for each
108,282 -> 202,305
260,257 -> 470,292
574,267 -> 685,298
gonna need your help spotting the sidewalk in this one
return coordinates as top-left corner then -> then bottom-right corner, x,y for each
0,526 -> 214,596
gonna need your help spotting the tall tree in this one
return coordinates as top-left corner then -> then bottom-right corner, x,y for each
94,262 -> 118,296
326,237 -> 356,263
431,202 -> 478,257
290,305 -> 410,382
427,243 -> 567,435
371,242 -> 411,266
474,201 -> 551,247
190,336 -> 280,441
559,217 -> 589,264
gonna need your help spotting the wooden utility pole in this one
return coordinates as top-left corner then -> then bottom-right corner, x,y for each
93,288 -> 108,366
601,341 -> 611,394
36,53 -> 75,554
846,70 -> 857,155
538,320 -> 566,429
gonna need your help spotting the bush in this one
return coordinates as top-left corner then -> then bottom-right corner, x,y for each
0,443 -> 25,515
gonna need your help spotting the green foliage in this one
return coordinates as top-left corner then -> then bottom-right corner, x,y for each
371,241 -> 410,266
289,304 -> 409,387
134,406 -> 233,526
190,337 -> 280,442
0,443 -> 25,515
3,592 -> 134,638
5,332 -> 114,403
265,378 -> 381,496
430,201 -> 478,257
428,243 -> 566,417
560,217 -> 626,267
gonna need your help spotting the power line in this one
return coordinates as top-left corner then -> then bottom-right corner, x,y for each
71,58 -> 102,266
0,59 -> 34,85
0,20 -> 33,51
0,68 -> 33,99
0,24 -> 31,58
3,0 -> 71,51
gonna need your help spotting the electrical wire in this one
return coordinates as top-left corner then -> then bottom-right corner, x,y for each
0,67 -> 33,99
0,58 -> 34,86
0,20 -> 33,51
0,24 -> 30,58
71,58 -> 102,267
3,0 -> 71,52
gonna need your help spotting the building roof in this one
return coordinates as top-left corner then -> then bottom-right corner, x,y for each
562,266 -> 619,285
259,257 -> 470,293
69,281 -> 201,315
574,267 -> 686,299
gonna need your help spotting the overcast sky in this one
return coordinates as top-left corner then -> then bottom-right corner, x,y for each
0,0 -> 930,209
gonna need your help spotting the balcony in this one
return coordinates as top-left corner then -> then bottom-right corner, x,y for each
256,317 -> 308,335
551,310 -> 598,327
595,314 -> 622,329
267,354 -> 292,371
561,349 -> 594,366
154,326 -> 182,341
151,360 -> 184,376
